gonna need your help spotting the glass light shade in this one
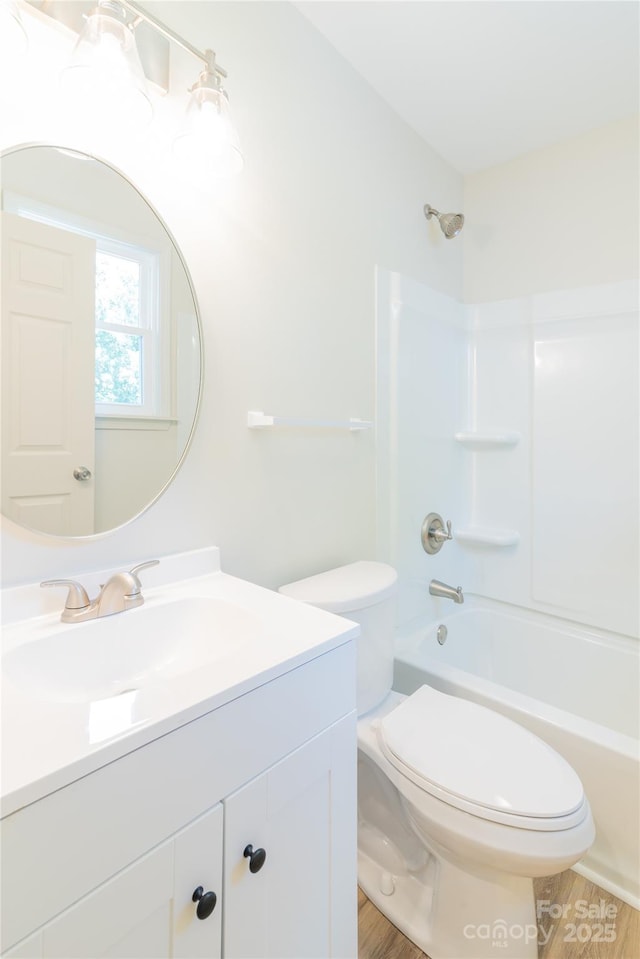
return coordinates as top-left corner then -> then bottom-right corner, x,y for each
0,0 -> 28,59
173,85 -> 243,179
61,7 -> 152,129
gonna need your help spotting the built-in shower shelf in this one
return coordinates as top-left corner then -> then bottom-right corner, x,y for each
456,527 -> 520,547
454,431 -> 520,448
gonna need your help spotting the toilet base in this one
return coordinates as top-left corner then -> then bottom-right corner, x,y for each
358,845 -> 539,959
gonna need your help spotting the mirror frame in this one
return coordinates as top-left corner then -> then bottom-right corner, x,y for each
1,143 -> 204,541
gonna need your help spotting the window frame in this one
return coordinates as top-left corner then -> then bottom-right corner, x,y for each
2,191 -> 172,421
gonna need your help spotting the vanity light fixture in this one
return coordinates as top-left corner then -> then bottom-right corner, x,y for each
173,50 -> 244,179
112,0 -> 242,174
49,0 -> 243,174
61,0 -> 152,128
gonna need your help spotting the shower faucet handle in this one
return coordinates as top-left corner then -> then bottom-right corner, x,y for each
433,520 -> 453,543
421,513 -> 453,554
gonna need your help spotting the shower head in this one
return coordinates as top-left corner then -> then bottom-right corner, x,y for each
424,203 -> 464,239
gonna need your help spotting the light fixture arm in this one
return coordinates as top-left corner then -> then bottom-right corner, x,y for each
117,0 -> 228,79
23,0 -> 244,175
189,51 -> 227,95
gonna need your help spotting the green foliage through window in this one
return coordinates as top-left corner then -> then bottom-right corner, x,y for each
95,250 -> 145,407
95,330 -> 142,405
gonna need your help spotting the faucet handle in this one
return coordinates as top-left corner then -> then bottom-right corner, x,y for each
421,513 -> 453,554
128,560 -> 160,591
41,579 -> 90,610
439,520 -> 453,542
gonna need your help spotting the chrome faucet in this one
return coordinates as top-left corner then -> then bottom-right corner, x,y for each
41,560 -> 160,623
429,579 -> 464,604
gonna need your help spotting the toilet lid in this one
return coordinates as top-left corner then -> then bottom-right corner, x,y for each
279,561 -> 397,613
378,685 -> 585,821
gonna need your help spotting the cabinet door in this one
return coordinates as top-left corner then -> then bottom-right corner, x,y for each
35,803 -> 222,959
223,713 -> 357,959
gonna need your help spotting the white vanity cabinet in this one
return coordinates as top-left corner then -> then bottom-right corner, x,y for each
5,804 -> 224,959
1,643 -> 357,959
223,715 -> 354,959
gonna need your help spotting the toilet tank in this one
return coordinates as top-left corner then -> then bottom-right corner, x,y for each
279,561 -> 398,715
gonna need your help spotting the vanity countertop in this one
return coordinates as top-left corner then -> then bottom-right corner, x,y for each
1,548 -> 358,818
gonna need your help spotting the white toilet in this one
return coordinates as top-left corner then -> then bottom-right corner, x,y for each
280,562 -> 595,959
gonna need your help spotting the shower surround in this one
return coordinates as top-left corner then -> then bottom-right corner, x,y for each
376,268 -> 639,904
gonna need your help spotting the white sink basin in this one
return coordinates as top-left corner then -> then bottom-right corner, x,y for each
2,597 -> 257,703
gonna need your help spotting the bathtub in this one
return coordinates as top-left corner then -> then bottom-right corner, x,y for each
393,600 -> 640,909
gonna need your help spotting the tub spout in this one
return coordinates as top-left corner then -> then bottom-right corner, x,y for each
429,579 -> 464,604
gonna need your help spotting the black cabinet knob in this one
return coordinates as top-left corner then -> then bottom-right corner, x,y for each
243,844 -> 267,873
192,886 -> 217,920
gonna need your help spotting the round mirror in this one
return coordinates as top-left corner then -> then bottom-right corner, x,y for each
1,145 -> 202,538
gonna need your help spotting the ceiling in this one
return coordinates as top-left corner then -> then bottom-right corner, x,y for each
295,1 -> 640,174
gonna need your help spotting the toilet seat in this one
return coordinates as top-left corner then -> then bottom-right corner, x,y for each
376,685 -> 587,831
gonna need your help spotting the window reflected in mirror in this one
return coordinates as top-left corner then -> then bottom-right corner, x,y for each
1,145 -> 202,538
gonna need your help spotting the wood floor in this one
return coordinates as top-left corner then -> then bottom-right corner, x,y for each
358,870 -> 640,959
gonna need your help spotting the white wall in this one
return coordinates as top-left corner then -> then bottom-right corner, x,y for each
0,1 -> 463,588
94,424 -> 179,532
464,115 -> 639,302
